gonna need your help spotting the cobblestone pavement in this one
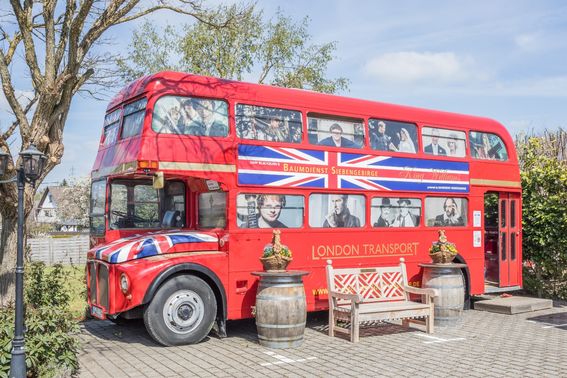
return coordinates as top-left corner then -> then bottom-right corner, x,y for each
78,303 -> 567,377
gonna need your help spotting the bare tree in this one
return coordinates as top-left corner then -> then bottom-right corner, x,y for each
0,0 -> 230,306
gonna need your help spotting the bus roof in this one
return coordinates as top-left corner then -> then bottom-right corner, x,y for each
107,71 -> 508,137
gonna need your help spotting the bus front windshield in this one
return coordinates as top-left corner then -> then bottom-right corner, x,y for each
109,179 -> 186,230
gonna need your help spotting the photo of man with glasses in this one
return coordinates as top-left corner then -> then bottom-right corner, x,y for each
318,123 -> 357,148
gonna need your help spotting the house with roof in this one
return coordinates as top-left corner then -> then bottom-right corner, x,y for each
35,186 -> 81,232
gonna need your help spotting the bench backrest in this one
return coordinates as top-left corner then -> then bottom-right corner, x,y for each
326,258 -> 410,304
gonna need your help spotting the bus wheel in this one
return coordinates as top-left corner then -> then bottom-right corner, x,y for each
144,275 -> 216,346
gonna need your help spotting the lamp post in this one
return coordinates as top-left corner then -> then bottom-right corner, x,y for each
0,145 -> 47,378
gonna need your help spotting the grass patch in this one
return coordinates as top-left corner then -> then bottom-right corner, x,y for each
44,264 -> 87,320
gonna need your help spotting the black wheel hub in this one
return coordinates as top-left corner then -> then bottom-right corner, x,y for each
177,304 -> 193,321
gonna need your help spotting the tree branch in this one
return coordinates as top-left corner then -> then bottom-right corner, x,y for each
115,4 -> 210,26
0,52 -> 31,140
257,62 -> 274,84
67,0 -> 95,74
54,0 -> 76,71
9,0 -> 44,91
79,0 -> 141,58
0,29 -> 23,65
43,0 -> 57,83
1,95 -> 37,142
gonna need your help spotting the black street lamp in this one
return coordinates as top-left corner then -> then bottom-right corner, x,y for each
0,145 -> 46,378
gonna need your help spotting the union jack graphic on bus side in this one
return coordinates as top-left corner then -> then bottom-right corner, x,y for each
237,144 -> 470,193
238,145 -> 328,188
92,232 -> 218,264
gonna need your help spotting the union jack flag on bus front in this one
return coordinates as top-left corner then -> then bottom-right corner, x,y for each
92,232 -> 219,263
237,144 -> 469,193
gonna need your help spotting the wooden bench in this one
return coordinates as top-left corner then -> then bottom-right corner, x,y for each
326,258 -> 438,343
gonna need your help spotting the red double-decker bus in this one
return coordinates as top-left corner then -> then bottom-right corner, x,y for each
87,72 -> 522,345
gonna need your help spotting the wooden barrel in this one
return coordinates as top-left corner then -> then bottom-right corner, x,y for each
421,264 -> 465,327
253,271 -> 308,349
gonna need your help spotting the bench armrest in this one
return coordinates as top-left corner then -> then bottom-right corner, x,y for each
329,290 -> 363,303
403,285 -> 439,298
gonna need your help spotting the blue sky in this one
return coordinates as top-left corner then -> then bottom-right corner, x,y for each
2,1 -> 566,185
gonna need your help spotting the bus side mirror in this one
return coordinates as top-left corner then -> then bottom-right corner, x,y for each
153,171 -> 164,189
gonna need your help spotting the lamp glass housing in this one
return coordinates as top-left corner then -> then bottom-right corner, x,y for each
0,150 -> 9,176
19,145 -> 46,181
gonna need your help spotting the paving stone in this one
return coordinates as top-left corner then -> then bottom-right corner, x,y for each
78,302 -> 567,377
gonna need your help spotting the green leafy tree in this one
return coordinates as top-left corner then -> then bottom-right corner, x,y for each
117,4 -> 349,94
517,130 -> 567,299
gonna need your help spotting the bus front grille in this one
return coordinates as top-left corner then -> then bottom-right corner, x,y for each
88,261 -> 109,309
97,264 -> 109,308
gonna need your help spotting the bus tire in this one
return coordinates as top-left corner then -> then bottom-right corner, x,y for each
143,275 -> 216,346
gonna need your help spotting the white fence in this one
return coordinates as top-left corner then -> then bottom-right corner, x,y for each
29,235 -> 89,265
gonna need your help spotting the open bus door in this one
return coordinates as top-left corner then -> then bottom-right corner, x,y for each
498,193 -> 521,287
484,192 -> 521,291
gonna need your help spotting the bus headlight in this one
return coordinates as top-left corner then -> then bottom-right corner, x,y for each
120,273 -> 130,294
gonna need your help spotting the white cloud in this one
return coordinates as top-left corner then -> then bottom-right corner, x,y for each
514,33 -> 540,51
364,51 -> 479,84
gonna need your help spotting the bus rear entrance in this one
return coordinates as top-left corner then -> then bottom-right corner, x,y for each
484,192 -> 522,292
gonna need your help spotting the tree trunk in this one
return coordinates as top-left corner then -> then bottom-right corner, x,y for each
0,215 -> 17,306
0,184 -> 34,308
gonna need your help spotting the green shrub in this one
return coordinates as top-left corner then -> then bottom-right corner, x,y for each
26,263 -> 71,308
517,131 -> 567,300
0,263 -> 80,377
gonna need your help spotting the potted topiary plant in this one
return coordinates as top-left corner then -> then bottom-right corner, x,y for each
429,230 -> 458,264
260,230 -> 292,272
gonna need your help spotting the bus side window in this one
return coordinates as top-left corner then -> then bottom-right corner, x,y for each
163,181 -> 186,228
469,131 -> 508,161
425,197 -> 468,227
371,197 -> 421,227
122,98 -> 148,139
368,119 -> 418,154
422,127 -> 466,158
309,193 -> 365,228
235,104 -> 302,143
153,95 -> 229,137
236,194 -> 304,229
307,114 -> 364,149
199,192 -> 227,229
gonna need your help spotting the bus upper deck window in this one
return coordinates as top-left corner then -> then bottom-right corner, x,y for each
307,114 -> 364,149
469,131 -> 508,161
422,127 -> 466,158
235,104 -> 302,143
102,109 -> 121,146
152,95 -> 228,137
121,98 -> 148,139
368,119 -> 418,153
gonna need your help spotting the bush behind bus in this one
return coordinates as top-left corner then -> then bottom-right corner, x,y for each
518,129 -> 567,300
